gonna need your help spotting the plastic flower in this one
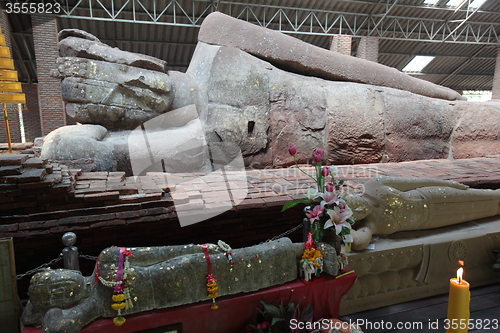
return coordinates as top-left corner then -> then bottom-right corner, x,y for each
113,284 -> 124,293
321,191 -> 339,207
113,316 -> 126,326
306,205 -> 324,223
306,188 -> 320,200
329,165 -> 339,177
257,321 -> 270,329
288,145 -> 297,156
111,302 -> 126,310
321,166 -> 330,177
313,151 -> 322,163
112,294 -> 125,302
324,205 -> 353,234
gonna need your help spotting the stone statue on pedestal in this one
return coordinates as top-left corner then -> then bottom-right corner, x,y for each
22,238 -> 339,333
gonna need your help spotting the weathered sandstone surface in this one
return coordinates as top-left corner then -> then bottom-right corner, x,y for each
42,14 -> 499,173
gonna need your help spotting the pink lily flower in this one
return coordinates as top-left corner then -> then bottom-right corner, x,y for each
321,191 -> 339,207
324,206 -> 353,234
306,205 -> 324,223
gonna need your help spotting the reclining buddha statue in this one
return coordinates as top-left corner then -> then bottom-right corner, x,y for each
347,177 -> 500,250
22,238 -> 339,333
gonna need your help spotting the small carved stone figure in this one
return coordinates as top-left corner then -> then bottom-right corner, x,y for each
347,177 -> 500,250
22,238 -> 339,333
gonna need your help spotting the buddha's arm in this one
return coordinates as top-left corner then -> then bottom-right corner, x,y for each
372,177 -> 469,192
100,244 -> 219,267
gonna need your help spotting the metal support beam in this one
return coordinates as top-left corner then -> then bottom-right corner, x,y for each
50,0 -> 500,45
438,45 -> 490,86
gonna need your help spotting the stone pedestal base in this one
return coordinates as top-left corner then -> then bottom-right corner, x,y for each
340,217 -> 500,315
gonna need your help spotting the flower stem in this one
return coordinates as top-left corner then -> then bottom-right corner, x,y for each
293,156 -> 317,184
315,163 -> 324,192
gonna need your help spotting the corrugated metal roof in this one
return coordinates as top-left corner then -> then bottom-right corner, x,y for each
7,0 -> 500,92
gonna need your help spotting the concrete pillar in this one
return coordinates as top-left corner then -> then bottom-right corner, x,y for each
492,46 -> 500,100
31,14 -> 65,135
330,35 -> 352,56
357,36 -> 379,63
0,11 -> 21,143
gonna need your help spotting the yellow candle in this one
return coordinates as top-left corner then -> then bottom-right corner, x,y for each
446,267 -> 470,333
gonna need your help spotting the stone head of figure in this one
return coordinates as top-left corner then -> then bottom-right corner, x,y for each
28,269 -> 89,311
344,193 -> 370,220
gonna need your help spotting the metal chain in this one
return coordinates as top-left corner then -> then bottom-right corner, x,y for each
262,222 -> 304,244
16,254 -> 63,280
79,253 -> 98,261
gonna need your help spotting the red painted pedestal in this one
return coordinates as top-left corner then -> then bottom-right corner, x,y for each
23,272 -> 356,333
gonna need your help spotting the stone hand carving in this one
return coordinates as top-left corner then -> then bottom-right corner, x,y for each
22,238 -> 339,333
53,54 -> 173,130
347,177 -> 500,250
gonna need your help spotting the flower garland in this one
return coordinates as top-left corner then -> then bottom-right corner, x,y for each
300,232 -> 323,281
202,244 -> 219,309
217,240 -> 235,265
96,247 -> 134,326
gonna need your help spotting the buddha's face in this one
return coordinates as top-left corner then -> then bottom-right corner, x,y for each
28,269 -> 87,310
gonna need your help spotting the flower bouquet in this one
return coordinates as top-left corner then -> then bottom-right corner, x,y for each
282,145 -> 355,251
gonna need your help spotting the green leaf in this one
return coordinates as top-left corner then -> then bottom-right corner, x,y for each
259,300 -> 281,319
281,200 -> 310,212
278,303 -> 286,317
339,226 -> 351,237
286,302 -> 295,321
271,318 -> 283,326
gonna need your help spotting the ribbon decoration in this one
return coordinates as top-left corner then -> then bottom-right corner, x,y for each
202,244 -> 219,309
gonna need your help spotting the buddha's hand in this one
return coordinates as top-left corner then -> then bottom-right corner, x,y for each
43,308 -> 81,333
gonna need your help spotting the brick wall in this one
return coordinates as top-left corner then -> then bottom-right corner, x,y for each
0,10 -> 12,49
0,11 -> 21,143
31,15 -> 65,135
357,36 -> 379,63
330,35 -> 352,56
22,83 -> 42,141
493,46 -> 500,100
0,104 -> 21,143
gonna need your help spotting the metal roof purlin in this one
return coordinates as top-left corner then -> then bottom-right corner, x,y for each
54,0 -> 500,45
442,1 -> 482,42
